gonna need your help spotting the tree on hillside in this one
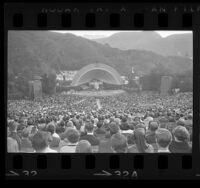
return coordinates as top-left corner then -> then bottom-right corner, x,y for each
140,62 -> 173,91
41,73 -> 48,94
48,72 -> 56,94
41,72 -> 56,95
171,70 -> 193,92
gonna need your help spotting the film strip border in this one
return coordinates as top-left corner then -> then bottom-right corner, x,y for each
5,154 -> 196,179
4,3 -> 200,29
9,9 -> 198,28
4,3 -> 200,180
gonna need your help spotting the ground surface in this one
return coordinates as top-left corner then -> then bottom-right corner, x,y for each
70,90 -> 126,97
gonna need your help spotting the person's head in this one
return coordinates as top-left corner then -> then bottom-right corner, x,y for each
38,123 -> 46,131
75,140 -> 92,153
93,118 -> 98,125
159,117 -> 169,128
58,120 -> 65,127
110,116 -> 115,123
121,116 -> 127,123
9,121 -> 18,132
187,113 -> 193,120
46,123 -> 56,135
134,128 -> 148,153
148,121 -> 159,132
109,122 -> 120,136
31,126 -> 38,135
65,127 -> 80,143
21,128 -> 30,138
66,121 -> 74,128
31,131 -> 49,152
134,117 -> 141,123
111,133 -> 128,153
114,118 -> 121,126
176,119 -> 185,127
135,123 -> 146,130
156,128 -> 172,149
85,122 -> 94,133
27,119 -> 34,126
76,115 -> 80,119
96,121 -> 103,129
173,126 -> 190,142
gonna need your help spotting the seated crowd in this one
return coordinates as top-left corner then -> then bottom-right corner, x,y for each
7,110 -> 192,153
7,92 -> 192,153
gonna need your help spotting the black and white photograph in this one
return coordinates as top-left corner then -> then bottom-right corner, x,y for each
7,30 -> 193,153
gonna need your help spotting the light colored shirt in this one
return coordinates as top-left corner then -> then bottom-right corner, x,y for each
60,143 -> 78,153
36,147 -> 57,153
121,130 -> 133,134
87,132 -> 94,135
7,137 -> 19,153
52,132 -> 60,138
157,148 -> 170,153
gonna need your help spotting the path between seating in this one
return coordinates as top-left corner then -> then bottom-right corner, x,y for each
96,99 -> 102,109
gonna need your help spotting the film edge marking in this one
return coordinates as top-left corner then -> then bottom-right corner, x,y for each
93,170 -> 112,176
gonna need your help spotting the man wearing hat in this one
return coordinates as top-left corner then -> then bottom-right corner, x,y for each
169,126 -> 192,153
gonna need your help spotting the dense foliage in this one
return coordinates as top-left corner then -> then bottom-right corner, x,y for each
7,31 -> 193,98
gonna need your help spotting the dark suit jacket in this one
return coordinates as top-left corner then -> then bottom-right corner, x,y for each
94,128 -> 106,138
21,138 -> 32,148
169,140 -> 192,153
128,144 -> 154,153
98,138 -> 113,153
80,134 -> 100,146
20,138 -> 34,152
120,122 -> 130,130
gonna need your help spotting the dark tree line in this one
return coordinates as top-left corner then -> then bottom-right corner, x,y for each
41,73 -> 56,95
140,65 -> 192,92
8,72 -> 30,99
8,72 -> 57,99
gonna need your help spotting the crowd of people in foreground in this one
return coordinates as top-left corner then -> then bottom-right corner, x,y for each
7,91 -> 193,153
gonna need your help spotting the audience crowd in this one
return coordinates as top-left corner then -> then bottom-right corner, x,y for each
7,91 -> 192,153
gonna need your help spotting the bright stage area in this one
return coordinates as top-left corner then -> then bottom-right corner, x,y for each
70,90 -> 126,97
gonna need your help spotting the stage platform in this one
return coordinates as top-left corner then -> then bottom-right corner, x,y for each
70,90 -> 126,97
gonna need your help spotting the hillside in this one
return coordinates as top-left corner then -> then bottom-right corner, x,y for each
8,31 -> 192,81
93,31 -> 193,58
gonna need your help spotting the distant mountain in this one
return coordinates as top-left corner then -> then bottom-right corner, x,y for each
8,31 -> 192,82
83,34 -> 107,39
93,31 -> 193,58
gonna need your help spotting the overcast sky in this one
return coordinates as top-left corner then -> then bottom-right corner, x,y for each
51,30 -> 192,39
